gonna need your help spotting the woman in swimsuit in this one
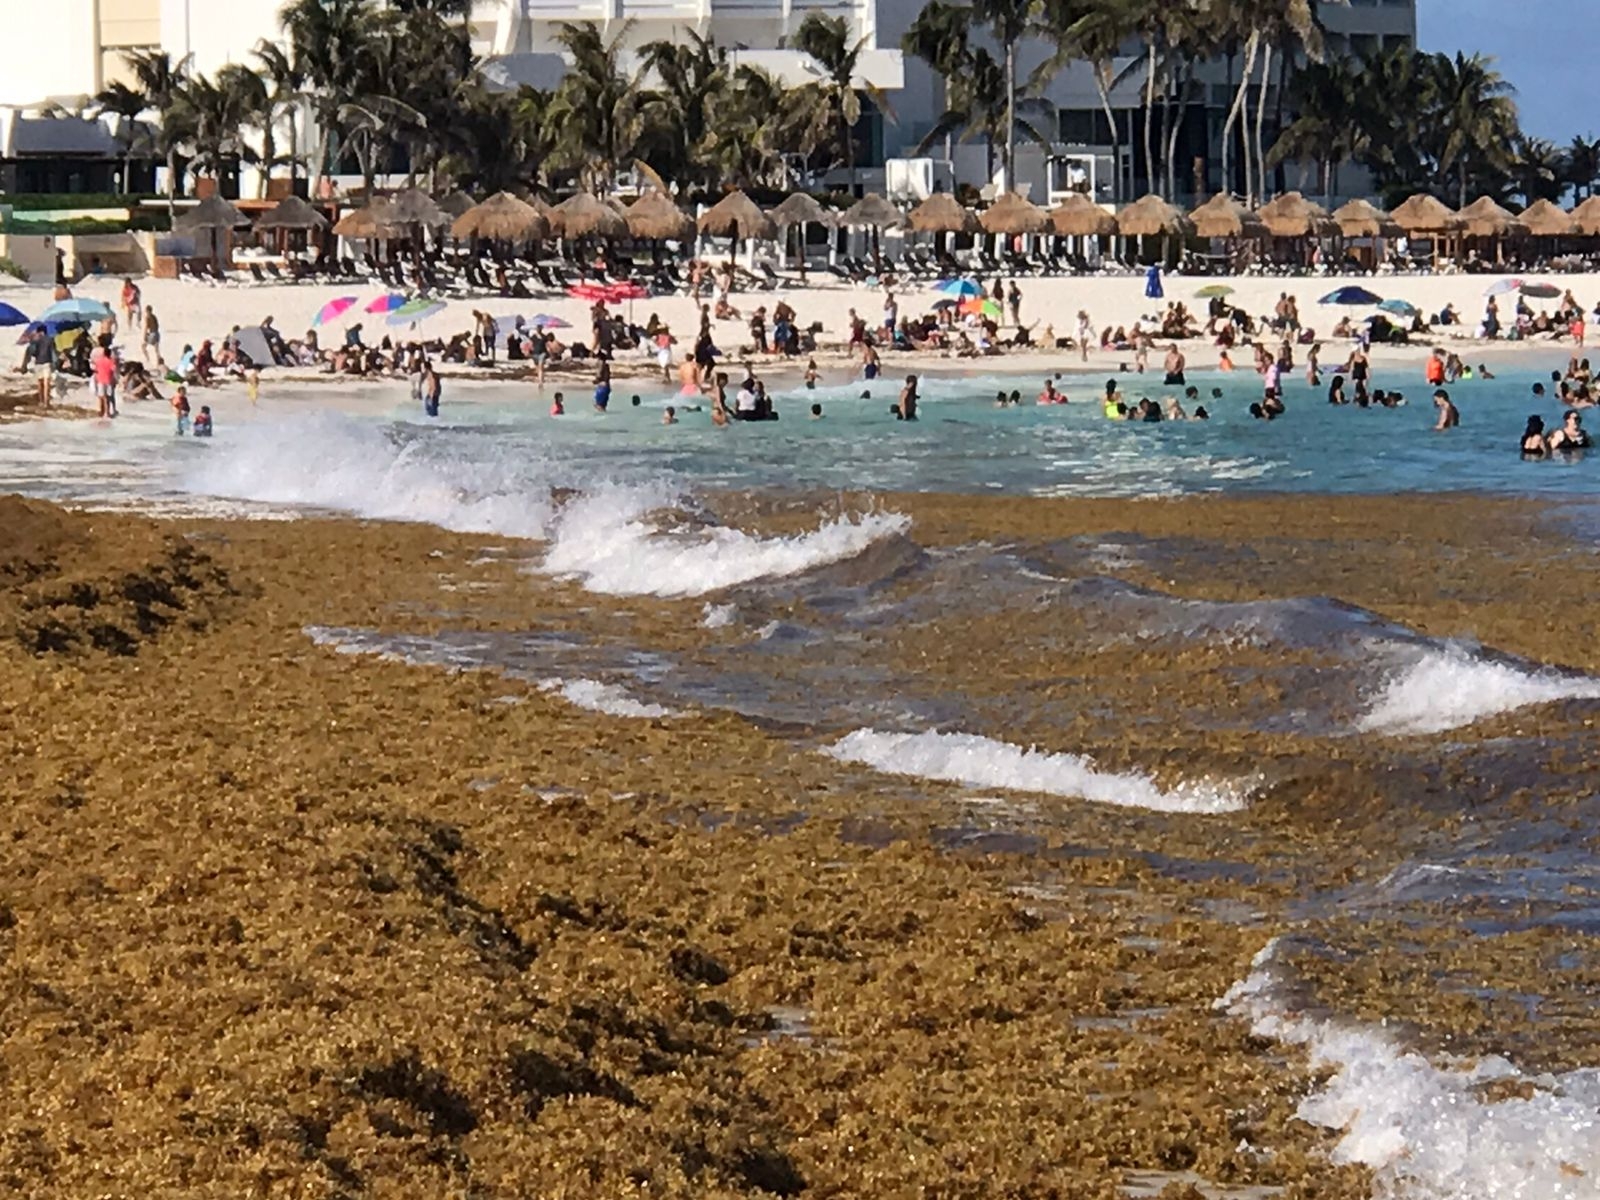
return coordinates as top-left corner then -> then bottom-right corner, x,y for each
1521,415 -> 1549,457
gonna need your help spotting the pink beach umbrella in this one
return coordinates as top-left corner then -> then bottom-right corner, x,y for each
314,296 -> 359,326
365,293 -> 409,314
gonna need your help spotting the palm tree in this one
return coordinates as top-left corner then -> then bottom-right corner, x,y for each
1427,51 -> 1517,207
639,31 -> 729,189
1030,0 -> 1134,201
1268,58 -> 1361,199
214,65 -> 272,195
170,73 -> 257,187
704,66 -> 797,188
122,47 -> 191,218
542,22 -> 647,190
792,13 -> 895,191
904,2 -> 1052,185
1565,135 -> 1600,201
967,0 -> 1037,191
1224,0 -> 1328,203
93,81 -> 148,195
252,40 -> 305,192
280,0 -> 376,182
1507,136 -> 1564,205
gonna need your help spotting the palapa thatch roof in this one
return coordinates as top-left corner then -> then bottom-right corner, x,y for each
387,187 -> 446,228
1049,193 -> 1117,237
625,190 -> 694,241
1456,196 -> 1521,238
770,193 -> 834,227
906,191 -> 973,233
1331,198 -> 1396,238
451,191 -> 548,242
978,191 -> 1050,236
1518,198 -> 1577,237
253,195 -> 328,231
553,192 -> 628,239
1390,194 -> 1459,233
1571,195 -> 1600,236
332,199 -> 399,239
174,194 -> 248,232
1257,191 -> 1332,238
1190,193 -> 1265,239
528,195 -> 561,237
1116,193 -> 1190,237
840,193 -> 904,229
435,191 -> 476,218
697,190 -> 776,240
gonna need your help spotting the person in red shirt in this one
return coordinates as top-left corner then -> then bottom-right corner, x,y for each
90,339 -> 118,418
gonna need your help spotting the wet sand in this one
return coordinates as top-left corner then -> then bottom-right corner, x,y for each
1,490 -> 1594,1197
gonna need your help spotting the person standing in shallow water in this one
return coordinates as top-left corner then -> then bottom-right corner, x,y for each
1432,389 -> 1459,430
421,363 -> 441,418
897,374 -> 919,421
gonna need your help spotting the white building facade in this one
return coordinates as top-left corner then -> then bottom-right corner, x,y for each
1,0 -> 1414,203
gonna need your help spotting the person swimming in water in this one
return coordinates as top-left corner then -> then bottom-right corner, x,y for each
662,405 -> 677,425
1549,409 -> 1591,451
810,403 -> 823,419
1521,415 -> 1549,457
1328,374 -> 1347,405
550,391 -> 565,416
1193,405 -> 1209,420
1432,388 -> 1459,430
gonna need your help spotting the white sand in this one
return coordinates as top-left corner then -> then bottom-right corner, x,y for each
1,267 -> 1586,403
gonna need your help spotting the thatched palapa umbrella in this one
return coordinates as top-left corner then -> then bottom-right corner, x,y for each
1572,195 -> 1600,236
625,191 -> 694,242
254,194 -> 329,259
1519,198 -> 1577,238
979,192 -> 1050,236
839,193 -> 903,270
388,187 -> 446,229
254,195 -> 328,231
531,195 -> 562,238
1390,194 -> 1459,234
451,191 -> 548,242
698,190 -> 776,267
907,191 -> 974,234
1189,193 -> 1265,240
770,193 -> 835,279
1049,193 -> 1116,238
174,194 -> 248,233
1257,192 -> 1332,239
1456,196 -> 1520,238
1331,198 -> 1397,239
333,199 -> 400,240
175,194 -> 249,266
1116,194 -> 1190,237
555,192 -> 628,240
436,191 -> 475,219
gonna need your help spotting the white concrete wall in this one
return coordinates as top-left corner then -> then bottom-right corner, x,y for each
161,0 -> 288,76
0,0 -> 99,105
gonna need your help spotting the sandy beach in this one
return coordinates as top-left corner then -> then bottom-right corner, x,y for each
3,267 -> 1589,412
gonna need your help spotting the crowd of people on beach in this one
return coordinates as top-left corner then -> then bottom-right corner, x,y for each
11,264 -> 1600,465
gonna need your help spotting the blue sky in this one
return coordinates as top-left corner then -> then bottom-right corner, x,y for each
1417,0 -> 1594,145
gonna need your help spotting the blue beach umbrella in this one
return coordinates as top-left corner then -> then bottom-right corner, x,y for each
1378,298 -> 1419,316
38,296 -> 113,323
935,277 -> 982,298
1319,285 -> 1383,307
0,301 -> 29,326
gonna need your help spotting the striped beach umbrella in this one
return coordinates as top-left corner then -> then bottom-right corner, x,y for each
313,296 -> 359,326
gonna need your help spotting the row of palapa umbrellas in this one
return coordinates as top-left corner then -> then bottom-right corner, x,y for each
175,185 -> 1600,249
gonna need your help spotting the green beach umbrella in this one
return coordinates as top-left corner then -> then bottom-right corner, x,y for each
1194,284 -> 1234,298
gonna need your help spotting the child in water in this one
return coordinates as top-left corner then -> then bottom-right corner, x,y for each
550,392 -> 565,416
171,384 -> 191,435
192,405 -> 213,437
805,358 -> 818,389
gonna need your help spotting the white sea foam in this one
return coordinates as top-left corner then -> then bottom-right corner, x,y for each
538,678 -> 680,719
1219,939 -> 1600,1200
702,603 -> 739,629
542,489 -> 911,598
823,729 -> 1250,814
1358,646 -> 1600,735
181,413 -> 558,538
